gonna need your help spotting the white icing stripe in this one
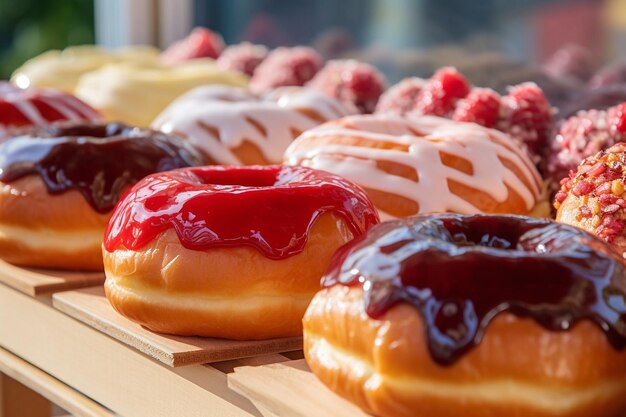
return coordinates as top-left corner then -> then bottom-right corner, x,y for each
1,88 -> 100,136
284,115 -> 542,216
48,93 -> 101,120
152,86 -> 355,165
39,96 -> 82,120
10,98 -> 47,125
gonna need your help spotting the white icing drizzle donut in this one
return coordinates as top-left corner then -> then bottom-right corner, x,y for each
152,86 -> 355,165
284,114 -> 543,218
0,84 -> 101,139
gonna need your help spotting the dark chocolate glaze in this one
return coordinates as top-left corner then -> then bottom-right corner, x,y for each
323,214 -> 626,365
0,122 -> 205,212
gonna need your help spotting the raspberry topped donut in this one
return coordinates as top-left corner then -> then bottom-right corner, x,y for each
0,83 -> 100,139
152,85 -> 355,165
249,47 -> 322,94
376,68 -> 554,161
0,122 -> 204,270
304,214 -> 626,417
103,165 -> 379,339
285,114 -> 546,219
306,60 -> 387,113
555,142 -> 626,257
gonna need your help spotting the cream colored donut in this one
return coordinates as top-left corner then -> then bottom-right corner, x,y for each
152,86 -> 356,165
284,114 -> 547,219
75,60 -> 248,127
11,45 -> 159,92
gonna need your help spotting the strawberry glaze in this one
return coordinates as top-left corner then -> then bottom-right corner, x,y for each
104,165 -> 380,259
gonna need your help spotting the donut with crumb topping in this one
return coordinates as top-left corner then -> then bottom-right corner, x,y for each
555,143 -> 626,256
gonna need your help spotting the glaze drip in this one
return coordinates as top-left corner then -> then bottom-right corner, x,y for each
323,214 -> 626,365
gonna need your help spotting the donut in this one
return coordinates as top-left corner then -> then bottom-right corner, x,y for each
11,45 -> 159,92
545,102 -> 626,194
102,165 -> 379,339
217,42 -> 269,76
306,59 -> 387,113
152,86 -> 356,165
161,27 -> 225,64
375,70 -> 554,162
0,122 -> 204,270
249,47 -> 322,94
284,114 -> 546,219
304,214 -> 626,417
555,142 -> 626,257
0,83 -> 100,139
74,60 -> 247,127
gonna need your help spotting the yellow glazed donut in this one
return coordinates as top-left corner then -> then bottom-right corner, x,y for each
75,60 -> 248,126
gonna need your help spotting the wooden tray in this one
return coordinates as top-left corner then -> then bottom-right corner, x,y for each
0,260 -> 104,297
52,286 -> 303,367
228,359 -> 370,417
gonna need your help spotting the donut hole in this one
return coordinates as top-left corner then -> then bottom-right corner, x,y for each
436,215 -> 543,251
190,166 -> 281,188
44,122 -> 131,139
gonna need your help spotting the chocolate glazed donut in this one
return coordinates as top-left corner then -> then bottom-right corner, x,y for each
304,214 -> 626,417
0,121 -> 204,270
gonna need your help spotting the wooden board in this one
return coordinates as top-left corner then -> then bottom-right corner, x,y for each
228,359 -> 370,417
0,348 -> 113,417
52,286 -> 303,367
0,260 -> 104,297
0,282 -> 259,417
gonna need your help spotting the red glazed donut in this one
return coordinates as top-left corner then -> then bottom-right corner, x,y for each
0,82 -> 100,139
304,214 -> 626,417
103,165 -> 379,339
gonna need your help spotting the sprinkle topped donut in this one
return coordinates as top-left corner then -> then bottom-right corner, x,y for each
285,114 -> 545,218
152,85 -> 356,165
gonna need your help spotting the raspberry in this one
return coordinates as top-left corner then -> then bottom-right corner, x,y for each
162,27 -> 225,64
414,67 -> 470,117
607,103 -> 626,135
216,42 -> 268,77
375,78 -> 424,116
453,88 -> 501,128
249,47 -> 322,94
307,60 -> 386,114
501,82 -> 553,156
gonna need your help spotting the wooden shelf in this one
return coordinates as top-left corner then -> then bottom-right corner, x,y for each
228,359 -> 370,417
52,287 -> 303,367
0,266 -> 359,417
0,347 -> 113,417
0,282 -> 262,417
0,260 -> 103,297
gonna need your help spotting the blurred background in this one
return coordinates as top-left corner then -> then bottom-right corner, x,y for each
0,0 -> 623,85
